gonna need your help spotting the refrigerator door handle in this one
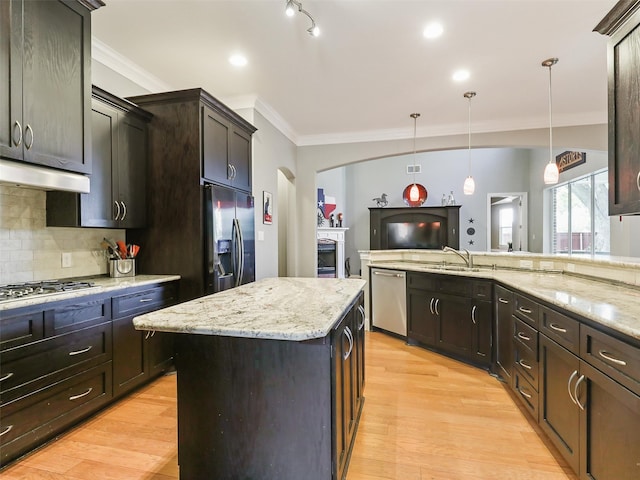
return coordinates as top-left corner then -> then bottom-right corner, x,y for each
237,219 -> 245,286
232,218 -> 242,287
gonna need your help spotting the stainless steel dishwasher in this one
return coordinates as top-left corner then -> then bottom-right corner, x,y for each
371,268 -> 407,336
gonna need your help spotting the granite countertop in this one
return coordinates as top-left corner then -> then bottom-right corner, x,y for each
370,261 -> 640,341
133,277 -> 367,341
0,274 -> 181,311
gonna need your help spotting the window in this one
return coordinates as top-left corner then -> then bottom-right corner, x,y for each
551,169 -> 610,255
499,207 -> 513,247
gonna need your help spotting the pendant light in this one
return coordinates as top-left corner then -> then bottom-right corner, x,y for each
542,57 -> 559,185
402,113 -> 427,207
463,91 -> 476,195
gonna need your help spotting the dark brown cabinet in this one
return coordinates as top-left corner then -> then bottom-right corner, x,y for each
202,105 -> 252,192
0,279 -> 177,467
0,0 -> 100,173
595,1 -> 640,214
111,282 -> 178,398
494,285 -> 514,383
406,272 -> 492,368
46,87 -> 151,228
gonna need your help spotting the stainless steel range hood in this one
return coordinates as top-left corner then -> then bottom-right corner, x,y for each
0,159 -> 90,193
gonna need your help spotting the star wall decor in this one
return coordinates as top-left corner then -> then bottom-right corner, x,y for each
468,239 -> 474,245
468,218 -> 474,223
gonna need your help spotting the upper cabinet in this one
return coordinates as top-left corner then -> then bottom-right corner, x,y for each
128,88 -> 257,194
47,87 -> 152,228
595,1 -> 640,214
0,0 -> 102,174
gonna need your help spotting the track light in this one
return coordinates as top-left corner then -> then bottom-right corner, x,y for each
285,0 -> 320,37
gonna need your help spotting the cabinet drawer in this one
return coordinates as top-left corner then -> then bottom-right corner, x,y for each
581,325 -> 640,396
513,371 -> 538,421
514,342 -> 538,390
406,273 -> 435,291
513,318 -> 538,352
0,322 -> 111,400
513,293 -> 539,327
112,283 -> 178,320
0,311 -> 45,352
46,298 -> 110,336
473,281 -> 492,300
540,307 -> 579,355
0,363 -> 112,457
438,277 -> 472,297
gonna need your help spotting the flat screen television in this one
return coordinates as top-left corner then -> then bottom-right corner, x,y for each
387,221 -> 442,249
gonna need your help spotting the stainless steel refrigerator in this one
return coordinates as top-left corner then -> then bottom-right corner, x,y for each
204,184 -> 255,294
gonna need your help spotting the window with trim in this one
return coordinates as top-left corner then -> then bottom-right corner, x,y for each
551,169 -> 609,255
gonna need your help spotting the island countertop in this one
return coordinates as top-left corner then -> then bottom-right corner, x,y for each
132,277 -> 367,341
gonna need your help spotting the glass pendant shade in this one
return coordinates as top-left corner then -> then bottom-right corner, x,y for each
543,161 -> 559,185
463,175 -> 475,195
403,183 -> 427,207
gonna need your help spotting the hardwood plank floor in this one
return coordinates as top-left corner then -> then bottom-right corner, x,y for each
1,332 -> 577,480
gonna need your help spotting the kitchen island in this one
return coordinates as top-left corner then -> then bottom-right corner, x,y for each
133,277 -> 367,480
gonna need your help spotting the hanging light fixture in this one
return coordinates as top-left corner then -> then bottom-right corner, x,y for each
402,113 -> 428,207
542,57 -> 559,185
284,0 -> 320,37
463,91 -> 476,195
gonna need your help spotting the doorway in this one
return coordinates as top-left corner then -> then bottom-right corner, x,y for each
487,192 -> 528,252
277,168 -> 296,276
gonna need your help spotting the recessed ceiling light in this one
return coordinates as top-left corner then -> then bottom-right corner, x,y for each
423,22 -> 444,39
229,54 -> 248,67
452,69 -> 470,82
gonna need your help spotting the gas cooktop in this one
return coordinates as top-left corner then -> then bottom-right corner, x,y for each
0,280 -> 97,303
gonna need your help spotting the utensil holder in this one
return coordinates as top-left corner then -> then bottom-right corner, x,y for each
109,259 -> 135,278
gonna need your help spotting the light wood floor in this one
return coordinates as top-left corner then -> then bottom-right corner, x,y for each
1,332 -> 577,480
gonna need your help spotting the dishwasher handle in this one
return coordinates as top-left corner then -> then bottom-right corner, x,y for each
373,271 -> 404,278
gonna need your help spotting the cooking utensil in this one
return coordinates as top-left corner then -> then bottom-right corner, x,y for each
103,238 -> 121,259
116,240 -> 128,259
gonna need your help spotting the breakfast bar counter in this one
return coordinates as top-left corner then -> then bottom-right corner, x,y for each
133,277 -> 367,480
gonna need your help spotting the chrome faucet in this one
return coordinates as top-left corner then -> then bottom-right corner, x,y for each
443,246 -> 473,268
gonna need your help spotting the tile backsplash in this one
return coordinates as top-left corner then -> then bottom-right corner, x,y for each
0,185 -> 124,284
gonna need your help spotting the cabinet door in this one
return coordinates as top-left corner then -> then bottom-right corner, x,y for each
354,298 -> 366,408
117,113 -> 147,228
229,126 -> 252,192
471,300 -> 492,365
22,0 -> 91,173
202,105 -> 230,185
608,11 -> 640,214
579,360 -> 640,480
112,316 -> 146,398
495,286 -> 514,383
539,334 -> 580,473
146,331 -> 174,377
407,289 -> 438,346
332,317 -> 348,480
0,0 -> 22,161
81,101 -> 117,227
436,293 -> 473,356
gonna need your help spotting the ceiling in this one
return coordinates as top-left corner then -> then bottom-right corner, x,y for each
91,0 -> 616,146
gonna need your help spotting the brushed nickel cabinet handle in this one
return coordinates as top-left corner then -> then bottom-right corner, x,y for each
518,359 -> 532,370
429,297 -> 435,315
139,298 -> 153,303
471,305 -> 477,325
598,350 -> 627,366
13,120 -> 22,147
0,372 -> 14,382
69,387 -> 93,401
518,388 -> 532,399
228,164 -> 233,180
357,305 -> 365,330
24,124 -> 33,149
574,375 -> 586,411
434,298 -> 440,316
517,332 -> 531,341
120,201 -> 127,221
0,425 -> 13,437
343,326 -> 353,360
498,297 -> 509,304
114,201 -> 121,221
518,306 -> 532,314
549,323 -> 567,333
68,346 -> 92,356
637,171 -> 640,192
567,370 -> 578,405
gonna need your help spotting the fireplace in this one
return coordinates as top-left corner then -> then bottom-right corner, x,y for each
317,239 -> 337,278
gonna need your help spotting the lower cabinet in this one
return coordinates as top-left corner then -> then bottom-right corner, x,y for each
406,272 -> 492,368
494,285 -> 514,383
0,279 -> 179,467
112,282 -> 178,398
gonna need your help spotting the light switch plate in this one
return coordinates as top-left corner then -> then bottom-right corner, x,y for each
257,231 -> 265,241
61,252 -> 72,268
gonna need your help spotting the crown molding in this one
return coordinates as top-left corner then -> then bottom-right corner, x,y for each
92,37 -> 173,93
